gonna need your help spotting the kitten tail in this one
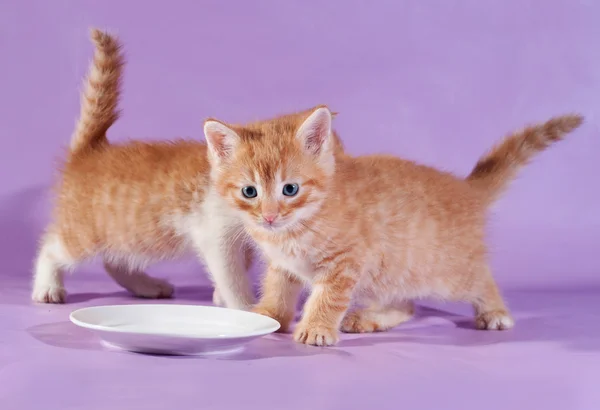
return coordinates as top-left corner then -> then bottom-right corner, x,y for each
70,28 -> 124,155
467,114 -> 584,204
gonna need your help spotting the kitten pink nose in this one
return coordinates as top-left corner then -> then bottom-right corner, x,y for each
263,214 -> 278,224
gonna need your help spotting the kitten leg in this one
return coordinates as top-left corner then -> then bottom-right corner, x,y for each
212,287 -> 224,307
252,265 -> 303,332
468,266 -> 514,330
195,230 -> 254,310
293,262 -> 359,346
341,300 -> 415,333
32,231 -> 73,303
103,260 -> 174,299
212,244 -> 253,307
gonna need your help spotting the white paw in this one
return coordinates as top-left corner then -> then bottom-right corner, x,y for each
129,277 -> 174,299
32,286 -> 67,304
212,288 -> 224,307
475,310 -> 514,330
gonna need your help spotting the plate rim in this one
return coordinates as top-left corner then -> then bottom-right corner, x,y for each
69,303 -> 281,340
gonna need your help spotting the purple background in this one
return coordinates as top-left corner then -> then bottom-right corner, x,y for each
1,1 -> 599,409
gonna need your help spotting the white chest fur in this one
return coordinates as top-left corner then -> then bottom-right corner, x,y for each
179,189 -> 241,240
260,240 -> 316,284
172,188 -> 254,310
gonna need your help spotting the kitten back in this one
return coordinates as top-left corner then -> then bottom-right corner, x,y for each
70,28 -> 124,156
467,114 -> 584,204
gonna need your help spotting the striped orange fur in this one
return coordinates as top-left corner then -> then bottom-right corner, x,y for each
32,29 -> 256,309
204,106 -> 582,346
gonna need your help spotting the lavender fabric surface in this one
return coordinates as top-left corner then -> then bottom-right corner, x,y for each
1,1 -> 599,409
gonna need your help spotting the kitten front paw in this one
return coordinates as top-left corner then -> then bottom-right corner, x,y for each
252,305 -> 292,332
32,286 -> 67,304
293,322 -> 339,346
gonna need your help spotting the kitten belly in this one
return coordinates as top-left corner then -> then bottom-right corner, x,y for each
355,271 -> 443,304
354,251 -> 459,305
100,234 -> 193,267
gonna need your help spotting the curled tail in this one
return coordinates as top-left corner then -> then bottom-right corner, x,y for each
70,28 -> 124,155
467,114 -> 583,203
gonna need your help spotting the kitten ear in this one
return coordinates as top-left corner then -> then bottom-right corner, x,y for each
203,120 -> 241,163
295,107 -> 333,156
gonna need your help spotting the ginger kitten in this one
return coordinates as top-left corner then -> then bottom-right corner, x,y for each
203,105 -> 583,346
32,29 -> 255,309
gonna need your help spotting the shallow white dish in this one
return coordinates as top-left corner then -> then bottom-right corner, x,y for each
70,304 -> 280,356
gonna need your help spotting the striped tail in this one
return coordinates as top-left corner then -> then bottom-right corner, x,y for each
70,28 -> 124,155
467,114 -> 583,203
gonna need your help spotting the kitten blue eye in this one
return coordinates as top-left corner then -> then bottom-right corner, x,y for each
242,186 -> 257,198
282,183 -> 299,197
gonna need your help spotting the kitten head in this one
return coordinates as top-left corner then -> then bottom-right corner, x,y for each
203,105 -> 339,234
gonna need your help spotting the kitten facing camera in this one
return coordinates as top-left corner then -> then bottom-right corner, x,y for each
203,105 -> 582,346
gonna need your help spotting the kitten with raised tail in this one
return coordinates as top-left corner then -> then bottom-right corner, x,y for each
203,105 -> 583,346
32,29 -> 255,309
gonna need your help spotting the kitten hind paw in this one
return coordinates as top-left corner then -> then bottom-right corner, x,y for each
475,310 -> 514,330
340,310 -> 382,333
129,277 -> 174,299
341,304 -> 414,333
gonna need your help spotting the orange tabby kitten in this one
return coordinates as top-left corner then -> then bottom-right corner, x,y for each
32,29 -> 256,309
203,106 -> 583,346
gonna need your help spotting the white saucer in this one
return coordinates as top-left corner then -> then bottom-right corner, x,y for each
69,304 -> 280,356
